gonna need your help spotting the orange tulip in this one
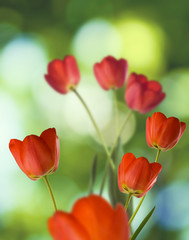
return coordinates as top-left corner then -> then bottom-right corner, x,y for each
48,195 -> 129,240
94,56 -> 128,90
118,153 -> 162,198
9,128 -> 60,180
146,112 -> 186,151
125,73 -> 165,114
45,55 -> 80,94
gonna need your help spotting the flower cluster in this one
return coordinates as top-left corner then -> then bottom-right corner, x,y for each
9,55 -> 186,240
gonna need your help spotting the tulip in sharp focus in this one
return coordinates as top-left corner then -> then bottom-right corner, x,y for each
125,73 -> 165,114
9,128 -> 60,180
45,55 -> 80,94
94,56 -> 128,90
118,153 -> 162,198
146,112 -> 186,151
48,195 -> 129,240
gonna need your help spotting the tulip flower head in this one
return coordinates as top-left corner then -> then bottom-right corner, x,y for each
48,195 -> 129,240
45,55 -> 80,94
125,73 -> 165,114
118,153 -> 162,198
146,112 -> 186,151
9,128 -> 60,180
94,56 -> 128,90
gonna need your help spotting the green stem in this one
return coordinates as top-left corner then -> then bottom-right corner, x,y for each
72,88 -> 115,170
110,109 -> 132,156
43,176 -> 57,211
129,195 -> 146,224
113,89 -> 119,135
125,193 -> 132,210
155,149 -> 161,163
99,110 -> 133,195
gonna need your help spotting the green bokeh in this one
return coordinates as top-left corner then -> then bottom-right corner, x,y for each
0,0 -> 189,239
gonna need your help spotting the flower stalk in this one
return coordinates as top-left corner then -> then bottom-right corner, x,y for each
43,176 -> 57,211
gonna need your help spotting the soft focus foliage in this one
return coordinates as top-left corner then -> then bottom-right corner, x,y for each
0,0 -> 189,239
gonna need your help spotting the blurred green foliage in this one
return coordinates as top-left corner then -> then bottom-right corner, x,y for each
0,0 -> 189,239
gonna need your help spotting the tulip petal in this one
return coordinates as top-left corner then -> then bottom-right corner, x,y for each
94,56 -> 128,90
9,139 -> 28,175
158,117 -> 181,150
45,60 -> 68,94
125,74 -> 165,114
113,204 -> 130,240
146,112 -> 186,151
64,55 -> 80,85
20,135 -> 54,179
118,153 -> 136,192
48,211 -> 89,240
180,122 -> 186,138
45,56 -> 80,94
149,112 -> 167,147
141,162 -> 162,196
40,128 -> 60,172
123,157 -> 151,192
72,195 -> 129,240
146,117 -> 153,147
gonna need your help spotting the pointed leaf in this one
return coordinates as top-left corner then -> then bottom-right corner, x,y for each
130,206 -> 155,240
88,154 -> 98,195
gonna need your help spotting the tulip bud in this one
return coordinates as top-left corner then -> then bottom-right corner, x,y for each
118,153 -> 162,198
94,56 -> 128,90
9,128 -> 60,180
45,55 -> 80,94
146,112 -> 186,151
125,73 -> 165,114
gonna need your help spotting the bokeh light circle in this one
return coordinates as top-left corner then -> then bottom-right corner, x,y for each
155,181 -> 189,230
0,36 -> 47,92
72,19 -> 122,67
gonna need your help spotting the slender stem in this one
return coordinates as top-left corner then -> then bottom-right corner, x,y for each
72,88 -> 115,170
155,149 -> 161,163
99,110 -> 133,195
113,89 -> 119,135
125,193 -> 132,210
110,109 -> 132,155
43,176 -> 57,211
129,195 -> 146,224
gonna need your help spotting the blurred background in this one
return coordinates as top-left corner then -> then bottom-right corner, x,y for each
0,0 -> 189,239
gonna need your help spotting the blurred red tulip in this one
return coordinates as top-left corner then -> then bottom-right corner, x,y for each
48,195 -> 129,240
125,73 -> 165,114
94,56 -> 128,90
45,55 -> 80,94
9,128 -> 60,180
146,112 -> 186,151
118,153 -> 162,198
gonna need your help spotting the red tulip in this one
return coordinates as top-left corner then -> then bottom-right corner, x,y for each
45,55 -> 80,94
94,56 -> 128,90
118,153 -> 162,198
48,195 -> 129,240
146,112 -> 186,151
125,73 -> 165,114
9,128 -> 60,180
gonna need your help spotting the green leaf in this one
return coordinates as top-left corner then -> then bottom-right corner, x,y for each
130,206 -> 156,240
88,154 -> 98,195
